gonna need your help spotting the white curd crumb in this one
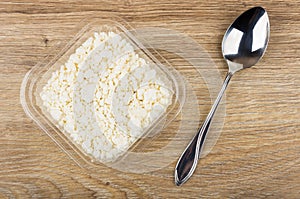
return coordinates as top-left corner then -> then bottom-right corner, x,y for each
40,31 -> 174,163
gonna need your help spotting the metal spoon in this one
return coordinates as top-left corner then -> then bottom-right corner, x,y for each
175,6 -> 270,186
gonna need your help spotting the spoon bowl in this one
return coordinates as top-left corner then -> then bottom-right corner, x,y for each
222,6 -> 270,73
175,6 -> 269,186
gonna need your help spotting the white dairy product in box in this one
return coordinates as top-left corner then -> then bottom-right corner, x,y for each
40,31 -> 174,162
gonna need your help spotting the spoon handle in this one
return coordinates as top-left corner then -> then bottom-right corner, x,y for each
175,72 -> 233,186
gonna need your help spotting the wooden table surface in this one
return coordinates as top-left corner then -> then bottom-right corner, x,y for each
1,0 -> 299,198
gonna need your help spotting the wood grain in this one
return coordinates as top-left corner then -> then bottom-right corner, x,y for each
0,0 -> 299,198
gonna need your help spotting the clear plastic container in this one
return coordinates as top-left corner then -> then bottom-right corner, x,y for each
20,15 -> 225,173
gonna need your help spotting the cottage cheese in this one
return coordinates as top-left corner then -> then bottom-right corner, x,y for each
40,31 -> 173,162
